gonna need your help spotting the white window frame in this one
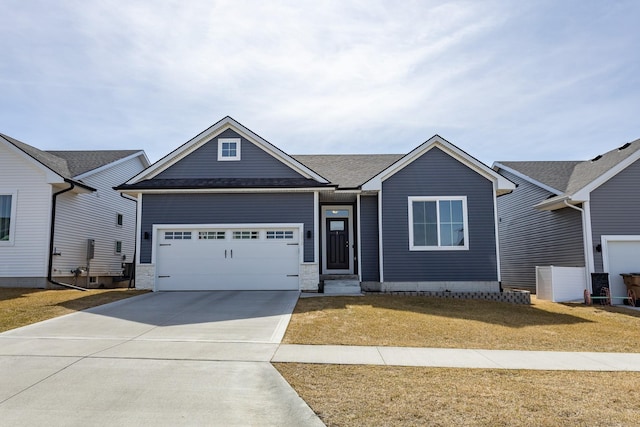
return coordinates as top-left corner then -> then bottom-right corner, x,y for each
408,196 -> 469,251
115,240 -> 123,254
0,190 -> 17,245
116,213 -> 123,227
217,138 -> 241,161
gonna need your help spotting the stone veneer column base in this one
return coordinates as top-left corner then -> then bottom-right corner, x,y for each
300,263 -> 319,292
135,264 -> 155,290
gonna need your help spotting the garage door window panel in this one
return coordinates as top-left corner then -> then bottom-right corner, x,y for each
164,231 -> 192,240
233,231 -> 259,240
199,231 -> 226,240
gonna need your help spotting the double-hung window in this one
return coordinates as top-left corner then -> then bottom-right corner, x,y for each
0,192 -> 16,244
408,196 -> 468,250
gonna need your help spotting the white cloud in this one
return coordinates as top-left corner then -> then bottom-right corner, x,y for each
0,0 -> 638,163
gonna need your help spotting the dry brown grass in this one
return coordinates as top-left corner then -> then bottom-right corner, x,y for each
284,295 -> 640,352
276,363 -> 640,426
0,287 -> 148,332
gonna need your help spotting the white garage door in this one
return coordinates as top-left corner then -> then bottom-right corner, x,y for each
603,237 -> 640,304
155,226 -> 301,291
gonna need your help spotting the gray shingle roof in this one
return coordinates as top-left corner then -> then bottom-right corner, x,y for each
497,137 -> 640,197
1,133 -> 142,179
1,133 -> 72,177
116,178 -> 333,190
496,161 -> 582,193
47,150 -> 141,177
293,154 -> 404,188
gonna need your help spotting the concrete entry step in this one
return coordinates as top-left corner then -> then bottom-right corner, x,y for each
320,274 -> 359,281
323,280 -> 362,295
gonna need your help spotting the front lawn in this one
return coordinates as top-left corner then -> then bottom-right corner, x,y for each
278,295 -> 640,426
283,295 -> 640,352
276,364 -> 640,427
0,287 -> 148,332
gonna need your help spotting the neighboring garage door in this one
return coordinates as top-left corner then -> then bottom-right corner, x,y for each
603,236 -> 640,304
155,226 -> 301,291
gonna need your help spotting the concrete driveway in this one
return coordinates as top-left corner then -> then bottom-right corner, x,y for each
0,291 -> 323,426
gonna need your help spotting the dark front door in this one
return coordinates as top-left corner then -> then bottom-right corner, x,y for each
326,218 -> 349,270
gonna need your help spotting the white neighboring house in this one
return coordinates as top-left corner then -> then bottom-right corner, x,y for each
0,133 -> 149,289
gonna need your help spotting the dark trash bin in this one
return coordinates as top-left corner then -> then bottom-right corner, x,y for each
590,273 -> 610,305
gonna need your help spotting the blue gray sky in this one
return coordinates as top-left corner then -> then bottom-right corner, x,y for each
1,1 -> 639,164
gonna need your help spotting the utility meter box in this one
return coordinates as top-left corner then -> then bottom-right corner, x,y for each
87,239 -> 95,260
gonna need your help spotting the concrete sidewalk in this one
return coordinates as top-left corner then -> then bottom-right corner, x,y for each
273,344 -> 640,371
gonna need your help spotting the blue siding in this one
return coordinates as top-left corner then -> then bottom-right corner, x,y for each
382,148 -> 498,282
496,169 -> 584,291
156,129 -> 305,179
590,158 -> 640,272
140,193 -> 315,263
360,195 -> 380,281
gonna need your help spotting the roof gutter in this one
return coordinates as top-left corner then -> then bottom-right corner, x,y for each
47,180 -> 88,291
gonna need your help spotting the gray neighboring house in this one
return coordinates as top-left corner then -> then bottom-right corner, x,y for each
117,116 -> 514,292
493,137 -> 640,298
0,133 -> 149,288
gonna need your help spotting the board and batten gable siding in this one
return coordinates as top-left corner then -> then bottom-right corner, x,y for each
381,147 -> 498,282
359,195 -> 380,281
496,169 -> 584,291
0,142 -> 52,279
589,158 -> 640,272
155,129 -> 306,179
53,156 -> 146,278
140,192 -> 315,263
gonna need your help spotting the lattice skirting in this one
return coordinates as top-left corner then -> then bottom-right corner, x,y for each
365,289 -> 531,305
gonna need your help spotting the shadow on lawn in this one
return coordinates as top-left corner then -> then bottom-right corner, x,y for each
0,288 -> 44,302
293,295 -> 603,328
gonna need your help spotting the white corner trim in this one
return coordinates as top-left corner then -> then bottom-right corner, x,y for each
583,201 -> 595,274
378,191 -> 384,282
492,182 -> 502,282
356,194 -> 362,282
313,191 -> 319,264
135,193 -> 143,265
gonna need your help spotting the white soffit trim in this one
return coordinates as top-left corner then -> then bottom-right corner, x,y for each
492,162 -> 563,195
572,149 -> 640,201
362,135 -> 515,194
125,116 -> 329,184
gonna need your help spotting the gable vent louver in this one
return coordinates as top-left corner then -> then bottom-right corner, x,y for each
618,142 -> 631,150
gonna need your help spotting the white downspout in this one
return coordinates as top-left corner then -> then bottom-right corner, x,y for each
563,200 -> 592,292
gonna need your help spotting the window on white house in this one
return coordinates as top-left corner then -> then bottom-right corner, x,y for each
116,213 -> 123,227
115,241 -> 122,254
218,138 -> 241,161
0,194 -> 15,243
408,196 -> 468,250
